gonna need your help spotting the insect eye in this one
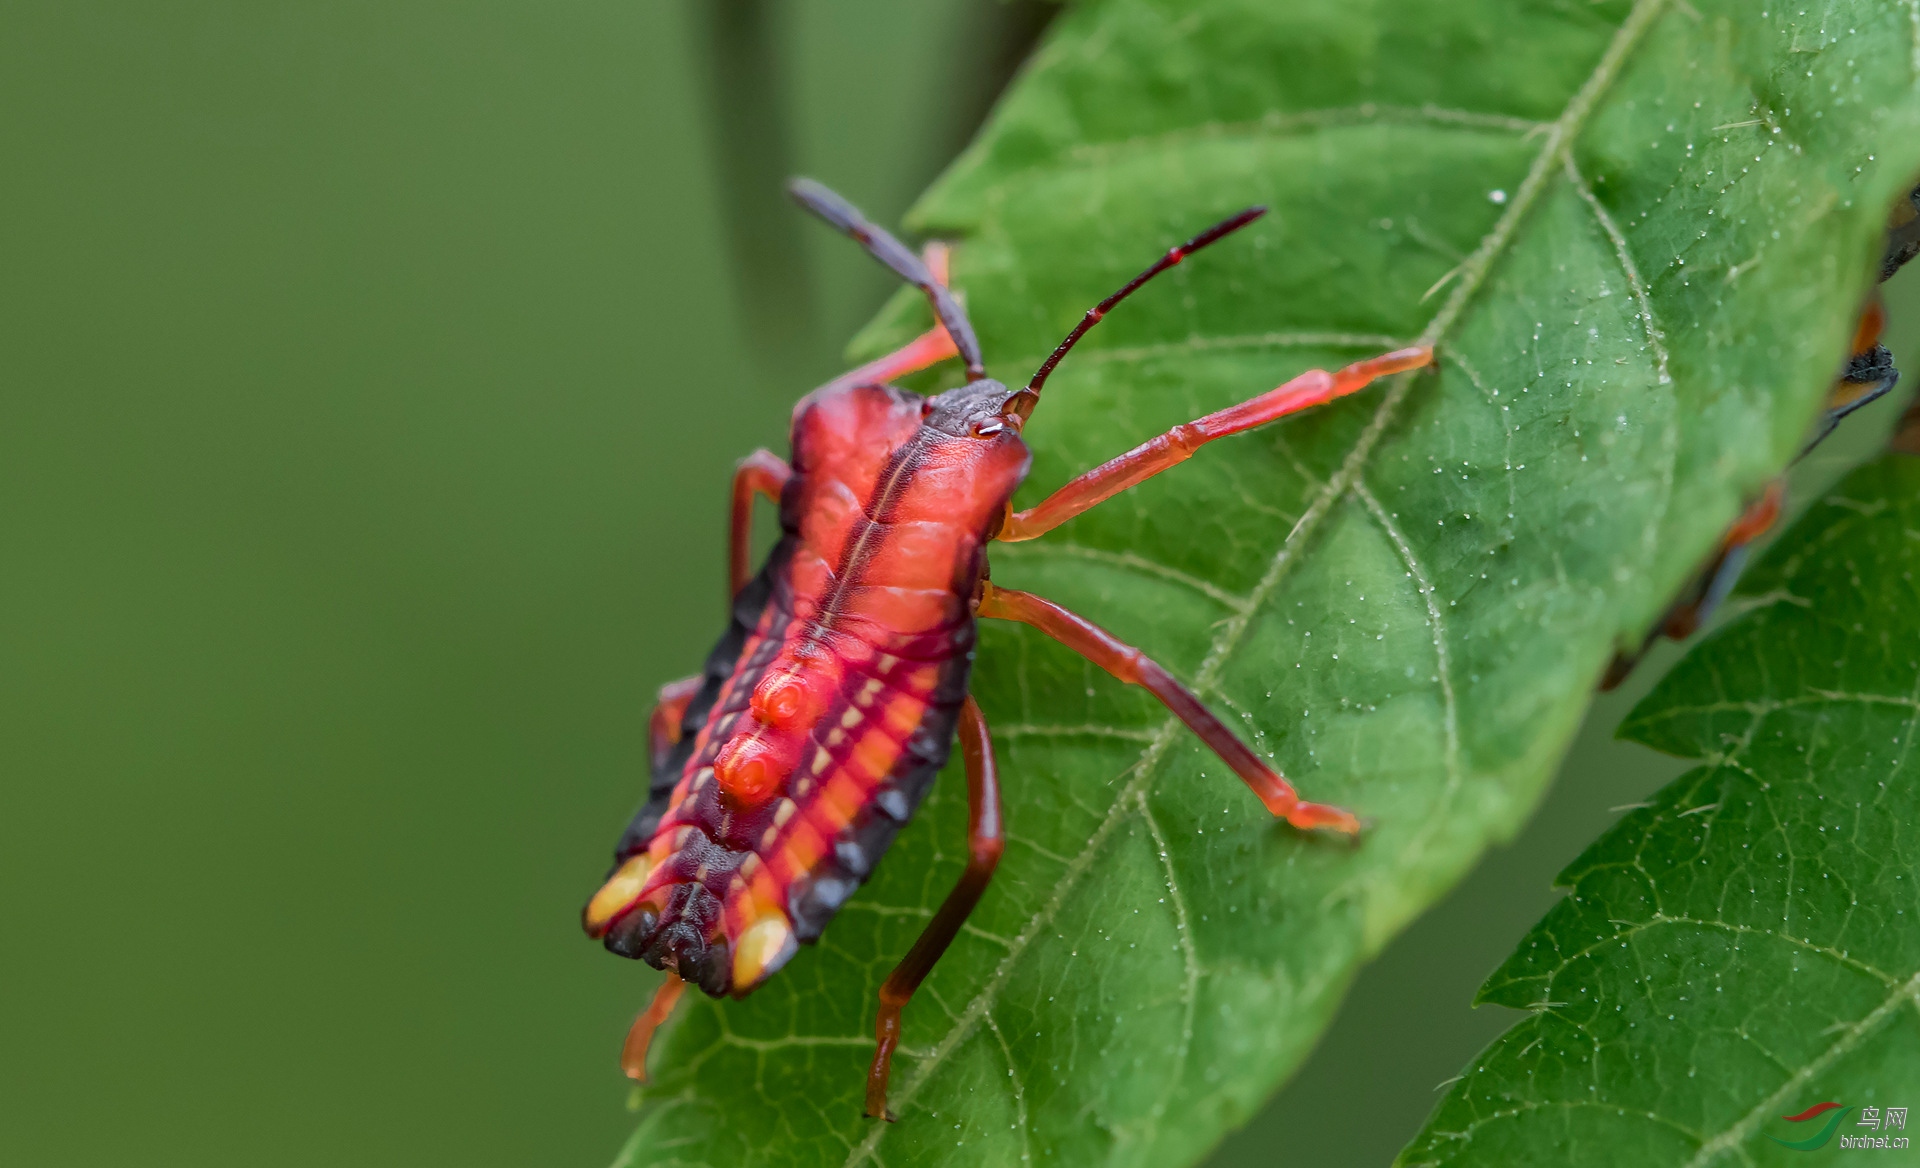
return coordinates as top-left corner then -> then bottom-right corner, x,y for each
969,419 -> 1008,438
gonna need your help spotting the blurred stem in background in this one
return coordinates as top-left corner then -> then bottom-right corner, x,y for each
691,0 -> 816,390
692,0 -> 1058,391
927,0 -> 1060,180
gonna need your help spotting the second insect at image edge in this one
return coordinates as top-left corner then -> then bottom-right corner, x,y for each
580,178 -> 1435,1120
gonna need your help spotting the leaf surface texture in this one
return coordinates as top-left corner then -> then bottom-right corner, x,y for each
1400,452 -> 1920,1166
617,2 -> 1920,1164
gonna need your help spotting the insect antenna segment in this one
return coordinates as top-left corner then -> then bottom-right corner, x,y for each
1003,206 -> 1267,422
788,177 -> 987,381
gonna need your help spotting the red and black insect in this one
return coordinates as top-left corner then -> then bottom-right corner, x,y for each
581,179 -> 1432,1119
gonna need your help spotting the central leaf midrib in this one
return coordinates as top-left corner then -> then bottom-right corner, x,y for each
844,1 -> 1673,1160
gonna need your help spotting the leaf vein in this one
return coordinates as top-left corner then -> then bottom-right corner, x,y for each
997,330 -> 1410,374
1355,480 -> 1463,797
982,1011 -> 1033,1161
1135,790 -> 1202,1142
1061,102 -> 1547,171
993,722 -> 1159,742
1564,154 -> 1678,579
1012,540 -> 1253,612
1442,348 -> 1520,535
1543,912 -> 1899,988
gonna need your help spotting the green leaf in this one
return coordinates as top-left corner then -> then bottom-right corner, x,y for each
616,2 -> 1920,1165
1396,452 -> 1920,1167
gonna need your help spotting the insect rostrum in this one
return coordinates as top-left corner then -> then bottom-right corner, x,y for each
582,179 -> 1432,1120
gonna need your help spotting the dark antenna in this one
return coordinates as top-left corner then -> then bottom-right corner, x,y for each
1004,207 -> 1266,422
788,178 -> 986,382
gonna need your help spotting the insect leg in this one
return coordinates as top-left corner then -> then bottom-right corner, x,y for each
816,244 -> 960,393
649,676 -> 704,772
1604,276 -> 1900,689
865,695 -> 1002,1122
976,582 -> 1359,834
1802,295 -> 1900,456
1600,481 -> 1784,690
620,971 -> 688,1081
997,346 -> 1433,542
789,178 -> 986,381
730,449 -> 794,599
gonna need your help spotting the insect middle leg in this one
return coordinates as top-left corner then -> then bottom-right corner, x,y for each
1803,294 -> 1900,454
1599,480 -> 1784,690
817,243 -> 961,395
865,695 -> 1003,1121
997,346 -> 1432,542
648,676 -> 704,771
730,449 -> 794,598
976,581 -> 1358,834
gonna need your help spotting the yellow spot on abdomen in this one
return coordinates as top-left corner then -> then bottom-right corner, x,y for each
881,698 -> 923,737
583,853 -> 655,935
851,729 -> 898,783
731,914 -> 797,991
819,772 -> 865,828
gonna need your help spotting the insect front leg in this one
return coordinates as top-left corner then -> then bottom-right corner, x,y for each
816,243 -> 962,394
730,449 -> 793,598
996,346 -> 1432,542
865,695 -> 1003,1122
791,179 -> 986,380
976,581 -> 1358,834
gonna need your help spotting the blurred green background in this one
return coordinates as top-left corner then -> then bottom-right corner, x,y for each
4,4 -> 1914,1166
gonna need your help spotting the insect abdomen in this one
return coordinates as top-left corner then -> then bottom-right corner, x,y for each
585,384 -> 1027,997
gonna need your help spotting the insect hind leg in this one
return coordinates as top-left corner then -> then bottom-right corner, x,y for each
865,696 -> 1003,1121
976,582 -> 1358,834
648,676 -> 704,772
620,972 -> 688,1081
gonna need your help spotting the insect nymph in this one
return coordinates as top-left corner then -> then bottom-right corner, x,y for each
582,179 -> 1432,1119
